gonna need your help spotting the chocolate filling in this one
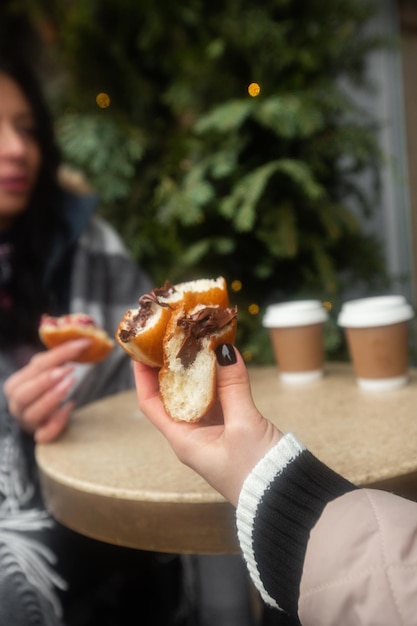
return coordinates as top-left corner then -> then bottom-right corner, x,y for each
118,282 -> 177,343
138,281 -> 176,307
176,306 -> 237,368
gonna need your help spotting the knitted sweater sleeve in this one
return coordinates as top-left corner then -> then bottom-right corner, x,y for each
236,433 -> 357,619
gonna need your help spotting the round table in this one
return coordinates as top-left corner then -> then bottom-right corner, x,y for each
36,363 -> 417,554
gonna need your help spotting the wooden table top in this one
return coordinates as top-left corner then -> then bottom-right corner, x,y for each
36,362 -> 417,554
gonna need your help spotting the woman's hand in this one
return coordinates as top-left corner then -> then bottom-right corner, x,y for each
134,344 -> 282,506
4,338 -> 92,443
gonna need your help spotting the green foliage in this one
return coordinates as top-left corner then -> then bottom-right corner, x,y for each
6,0 -> 391,362
57,113 -> 146,202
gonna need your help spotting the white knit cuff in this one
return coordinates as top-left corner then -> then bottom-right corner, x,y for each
236,433 -> 305,608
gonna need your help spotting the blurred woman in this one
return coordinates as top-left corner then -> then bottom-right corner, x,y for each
0,54 -> 160,625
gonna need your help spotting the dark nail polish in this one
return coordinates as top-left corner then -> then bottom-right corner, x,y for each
216,344 -> 237,366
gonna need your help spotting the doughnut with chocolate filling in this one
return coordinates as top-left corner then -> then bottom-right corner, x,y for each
115,277 -> 230,368
116,277 -> 238,421
159,303 -> 237,422
39,313 -> 115,363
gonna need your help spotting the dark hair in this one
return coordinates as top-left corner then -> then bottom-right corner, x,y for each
0,56 -> 66,346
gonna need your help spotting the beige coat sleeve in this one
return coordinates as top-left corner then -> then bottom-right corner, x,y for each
299,489 -> 417,626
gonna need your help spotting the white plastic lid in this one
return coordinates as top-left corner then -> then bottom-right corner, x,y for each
337,295 -> 414,328
262,300 -> 328,328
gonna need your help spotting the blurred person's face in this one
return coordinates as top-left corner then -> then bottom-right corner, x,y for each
0,72 -> 41,231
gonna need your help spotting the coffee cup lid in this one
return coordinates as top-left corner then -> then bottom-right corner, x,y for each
337,295 -> 414,328
262,300 -> 328,328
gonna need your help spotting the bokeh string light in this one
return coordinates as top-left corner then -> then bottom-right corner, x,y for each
96,92 -> 111,108
229,278 -> 260,361
248,82 -> 261,97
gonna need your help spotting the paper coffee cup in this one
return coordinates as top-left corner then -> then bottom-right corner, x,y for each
338,295 -> 414,391
262,300 -> 328,384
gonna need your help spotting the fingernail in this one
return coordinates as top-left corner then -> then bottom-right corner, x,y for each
55,375 -> 76,393
51,365 -> 73,381
216,344 -> 237,366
